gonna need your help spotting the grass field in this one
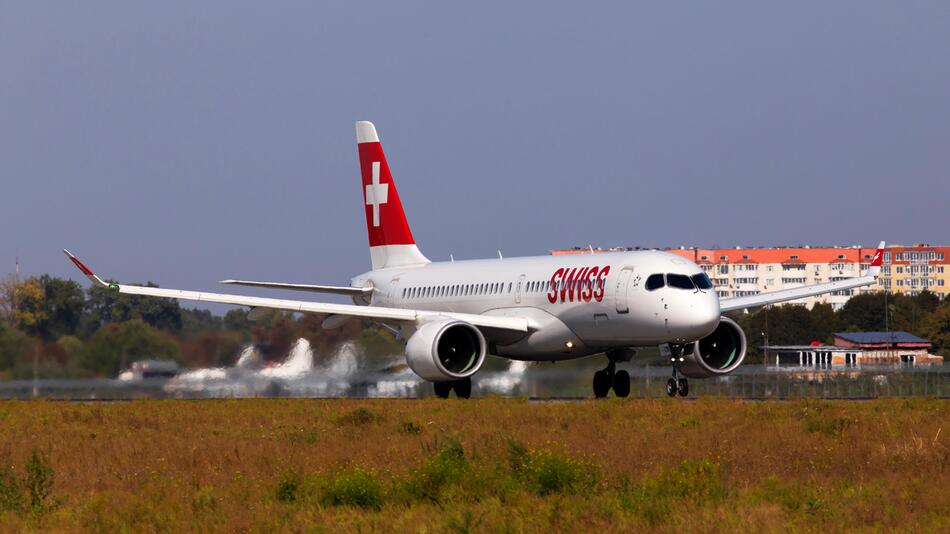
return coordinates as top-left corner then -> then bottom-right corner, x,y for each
0,398 -> 948,532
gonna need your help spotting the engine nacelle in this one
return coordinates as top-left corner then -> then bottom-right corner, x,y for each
679,316 -> 747,378
405,320 -> 487,381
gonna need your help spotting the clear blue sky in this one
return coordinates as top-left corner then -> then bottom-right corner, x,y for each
2,2 -> 948,301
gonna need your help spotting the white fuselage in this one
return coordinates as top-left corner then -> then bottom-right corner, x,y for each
352,250 -> 721,361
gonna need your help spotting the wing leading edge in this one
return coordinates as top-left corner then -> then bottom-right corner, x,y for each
718,241 -> 885,313
219,279 -> 374,297
63,250 -> 530,333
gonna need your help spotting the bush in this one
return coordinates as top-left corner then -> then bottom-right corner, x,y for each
399,420 -> 422,435
402,437 -> 468,501
320,467 -> 384,509
25,448 -> 53,512
0,467 -> 22,512
333,407 -> 381,427
619,460 -> 726,524
523,450 -> 596,496
275,472 -> 300,503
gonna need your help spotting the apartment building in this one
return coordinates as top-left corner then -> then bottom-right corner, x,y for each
551,244 -> 949,309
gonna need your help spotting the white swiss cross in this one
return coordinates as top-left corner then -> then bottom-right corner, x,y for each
365,161 -> 389,227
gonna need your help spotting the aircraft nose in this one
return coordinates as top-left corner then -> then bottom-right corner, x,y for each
699,294 -> 721,334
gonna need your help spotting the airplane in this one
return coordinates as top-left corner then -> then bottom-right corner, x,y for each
64,121 -> 885,399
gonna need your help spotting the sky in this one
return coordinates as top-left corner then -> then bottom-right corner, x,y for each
2,2 -> 948,304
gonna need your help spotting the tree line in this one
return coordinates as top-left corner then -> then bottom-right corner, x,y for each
0,274 -> 947,378
731,291 -> 950,363
0,274 -> 402,379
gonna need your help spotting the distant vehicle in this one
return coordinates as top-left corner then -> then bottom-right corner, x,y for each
118,359 -> 181,381
66,122 -> 884,399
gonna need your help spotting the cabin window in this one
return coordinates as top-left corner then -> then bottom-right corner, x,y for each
645,274 -> 665,291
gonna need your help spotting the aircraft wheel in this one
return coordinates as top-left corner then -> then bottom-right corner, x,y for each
613,370 -> 631,398
593,370 -> 611,398
666,378 -> 678,398
433,381 -> 452,399
452,378 -> 472,399
677,378 -> 689,398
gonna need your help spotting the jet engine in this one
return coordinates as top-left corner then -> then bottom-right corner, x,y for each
405,320 -> 487,381
679,317 -> 747,378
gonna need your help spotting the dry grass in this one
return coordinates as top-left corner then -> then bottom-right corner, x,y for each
0,397 -> 948,532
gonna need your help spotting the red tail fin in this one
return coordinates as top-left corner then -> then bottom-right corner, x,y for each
356,121 -> 429,270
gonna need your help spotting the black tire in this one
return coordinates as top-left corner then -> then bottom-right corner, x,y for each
452,378 -> 472,399
677,378 -> 689,397
433,381 -> 452,399
666,378 -> 678,397
613,370 -> 631,398
593,370 -> 610,398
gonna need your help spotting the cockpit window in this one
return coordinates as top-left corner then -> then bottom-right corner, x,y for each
691,272 -> 713,290
645,273 -> 665,291
667,273 -> 695,290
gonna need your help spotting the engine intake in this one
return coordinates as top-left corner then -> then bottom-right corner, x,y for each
405,320 -> 487,381
679,316 -> 746,378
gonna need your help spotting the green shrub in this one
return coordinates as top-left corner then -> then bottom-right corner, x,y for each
0,467 -> 22,512
804,416 -> 850,437
403,437 -> 469,501
619,459 -> 726,524
320,467 -> 384,509
275,472 -> 300,503
333,407 -> 381,427
399,420 -> 422,435
25,448 -> 53,512
523,450 -> 596,496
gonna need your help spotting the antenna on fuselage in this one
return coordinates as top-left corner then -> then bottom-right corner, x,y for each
450,254 -> 455,262
497,250 -> 504,259
588,245 -> 594,254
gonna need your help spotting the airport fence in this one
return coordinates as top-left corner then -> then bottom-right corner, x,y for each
0,365 -> 948,400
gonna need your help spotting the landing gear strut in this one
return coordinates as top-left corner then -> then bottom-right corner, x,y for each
433,377 -> 472,399
592,360 -> 631,399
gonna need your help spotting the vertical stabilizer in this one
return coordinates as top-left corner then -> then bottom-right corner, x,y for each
356,121 -> 430,270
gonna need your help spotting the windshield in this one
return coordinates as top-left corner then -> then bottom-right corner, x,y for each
645,273 -> 665,291
691,272 -> 713,290
666,273 -> 695,290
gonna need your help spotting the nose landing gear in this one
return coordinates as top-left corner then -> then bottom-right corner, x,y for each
592,360 -> 631,398
666,368 -> 689,398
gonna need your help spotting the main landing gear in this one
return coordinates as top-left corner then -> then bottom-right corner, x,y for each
666,368 -> 689,398
433,377 -> 472,399
592,360 -> 631,399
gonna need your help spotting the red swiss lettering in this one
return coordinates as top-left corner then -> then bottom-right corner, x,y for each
547,268 -> 563,304
593,265 -> 610,301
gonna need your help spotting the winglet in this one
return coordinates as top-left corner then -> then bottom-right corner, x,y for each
865,241 -> 885,277
63,250 -> 111,288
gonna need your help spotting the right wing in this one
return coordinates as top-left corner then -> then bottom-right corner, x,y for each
64,250 -> 530,333
719,241 -> 885,313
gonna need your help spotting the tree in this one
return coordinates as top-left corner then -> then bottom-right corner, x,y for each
37,275 -> 85,341
78,320 -> 181,377
920,300 -> 950,356
0,323 -> 37,374
81,282 -> 182,336
8,278 -> 47,337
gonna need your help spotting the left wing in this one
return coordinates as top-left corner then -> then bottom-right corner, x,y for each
219,279 -> 374,297
719,241 -> 884,313
64,250 -> 531,333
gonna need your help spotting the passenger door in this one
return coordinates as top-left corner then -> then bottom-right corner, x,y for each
615,267 -> 634,313
515,275 -> 526,304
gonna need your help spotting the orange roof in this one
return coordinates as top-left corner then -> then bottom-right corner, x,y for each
551,245 -> 949,265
